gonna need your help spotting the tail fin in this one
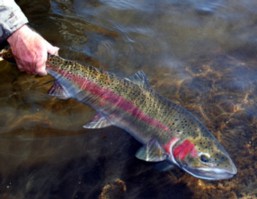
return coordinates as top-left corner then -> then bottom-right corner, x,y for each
0,48 -> 15,63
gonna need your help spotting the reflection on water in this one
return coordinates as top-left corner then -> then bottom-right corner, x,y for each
1,0 -> 257,198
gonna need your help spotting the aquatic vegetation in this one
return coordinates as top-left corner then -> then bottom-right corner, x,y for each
99,179 -> 127,199
0,0 -> 257,198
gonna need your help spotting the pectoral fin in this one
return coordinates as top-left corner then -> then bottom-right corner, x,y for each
83,114 -> 112,129
154,161 -> 175,172
136,139 -> 168,162
48,81 -> 71,100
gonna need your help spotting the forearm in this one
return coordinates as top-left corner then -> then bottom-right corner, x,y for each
0,0 -> 28,44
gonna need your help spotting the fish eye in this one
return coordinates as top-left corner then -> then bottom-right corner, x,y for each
199,153 -> 210,163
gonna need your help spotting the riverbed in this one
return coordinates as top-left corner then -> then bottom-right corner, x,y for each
0,0 -> 256,198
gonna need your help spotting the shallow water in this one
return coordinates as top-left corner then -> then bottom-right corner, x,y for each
0,0 -> 257,198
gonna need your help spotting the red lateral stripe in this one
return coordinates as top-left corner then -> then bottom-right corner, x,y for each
173,139 -> 197,160
55,69 -> 170,132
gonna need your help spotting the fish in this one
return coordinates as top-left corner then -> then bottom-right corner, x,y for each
0,49 -> 237,180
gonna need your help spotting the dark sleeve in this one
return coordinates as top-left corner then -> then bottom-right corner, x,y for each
0,0 -> 28,44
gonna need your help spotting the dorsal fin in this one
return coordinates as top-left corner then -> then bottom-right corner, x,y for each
125,71 -> 151,89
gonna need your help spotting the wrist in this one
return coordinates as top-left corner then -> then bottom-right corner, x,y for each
7,24 -> 31,44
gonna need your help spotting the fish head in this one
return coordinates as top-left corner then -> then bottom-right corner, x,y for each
166,130 -> 237,180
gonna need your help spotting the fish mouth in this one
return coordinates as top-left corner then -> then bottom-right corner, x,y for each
182,165 -> 237,180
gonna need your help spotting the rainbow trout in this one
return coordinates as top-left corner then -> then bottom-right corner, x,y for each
46,55 -> 237,180
1,50 -> 237,180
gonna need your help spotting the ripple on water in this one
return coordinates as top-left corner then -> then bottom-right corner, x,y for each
1,0 -> 257,198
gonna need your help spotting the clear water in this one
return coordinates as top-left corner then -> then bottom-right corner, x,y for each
0,0 -> 256,198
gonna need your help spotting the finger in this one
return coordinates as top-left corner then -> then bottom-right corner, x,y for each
15,54 -> 36,74
16,59 -> 29,72
36,65 -> 47,76
35,63 -> 47,76
35,50 -> 48,76
16,63 -> 25,72
19,64 -> 34,75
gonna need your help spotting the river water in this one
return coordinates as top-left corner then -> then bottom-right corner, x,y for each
0,0 -> 256,198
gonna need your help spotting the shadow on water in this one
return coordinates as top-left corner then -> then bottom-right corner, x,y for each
0,0 -> 257,198
0,126 -> 193,199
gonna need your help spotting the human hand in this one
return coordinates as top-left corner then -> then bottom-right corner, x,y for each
7,25 -> 59,76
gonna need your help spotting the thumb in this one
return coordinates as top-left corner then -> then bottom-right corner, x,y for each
46,42 -> 59,55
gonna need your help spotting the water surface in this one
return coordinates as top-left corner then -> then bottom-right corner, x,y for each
0,0 -> 257,198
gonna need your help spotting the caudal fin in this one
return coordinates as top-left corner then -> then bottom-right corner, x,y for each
0,48 -> 15,63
